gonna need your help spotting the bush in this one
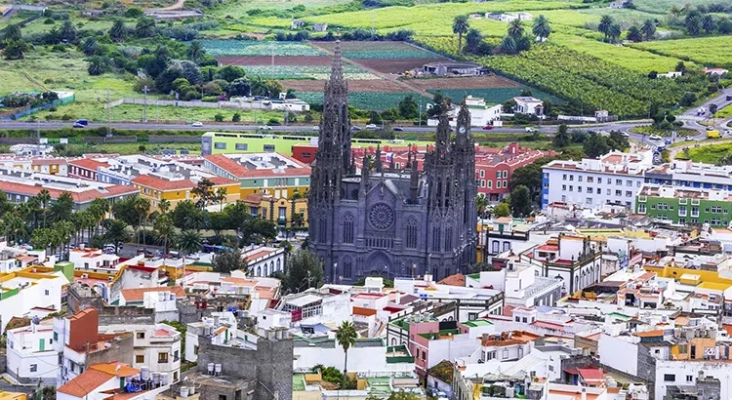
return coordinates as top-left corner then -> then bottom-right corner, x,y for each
201,96 -> 219,102
267,118 -> 280,126
232,113 -> 241,122
214,114 -> 224,122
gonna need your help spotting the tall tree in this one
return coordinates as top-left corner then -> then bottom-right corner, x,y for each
82,36 -> 98,56
701,14 -> 716,34
552,124 -> 571,148
153,214 -> 175,258
452,15 -> 469,55
187,41 -> 206,65
3,24 -> 22,41
509,185 -> 532,218
59,20 -> 77,42
103,220 -> 130,254
532,15 -> 551,41
507,19 -> 525,40
135,17 -> 156,38
211,246 -> 248,274
475,194 -> 489,219
464,29 -> 483,54
641,19 -> 656,41
158,198 -> 171,215
191,178 -> 216,210
285,249 -> 323,292
598,15 -> 614,42
36,189 -> 52,229
685,11 -> 702,36
336,321 -> 358,375
134,197 -> 151,246
109,19 -> 127,43
626,26 -> 642,42
176,230 -> 203,258
49,192 -> 74,224
608,23 -> 622,43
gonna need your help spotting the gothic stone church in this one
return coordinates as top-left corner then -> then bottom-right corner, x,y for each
308,43 -> 478,284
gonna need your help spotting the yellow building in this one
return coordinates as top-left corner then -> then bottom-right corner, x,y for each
241,192 -> 309,228
202,153 -> 311,199
0,392 -> 27,400
132,175 -> 240,210
30,158 -> 67,175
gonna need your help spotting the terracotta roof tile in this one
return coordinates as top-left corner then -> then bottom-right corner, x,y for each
58,369 -> 113,397
577,368 -> 605,382
204,154 -> 311,178
353,306 -> 377,317
132,175 -> 194,191
90,362 -> 139,377
438,273 -> 465,287
70,158 -> 109,170
120,286 -> 185,302
0,181 -> 136,204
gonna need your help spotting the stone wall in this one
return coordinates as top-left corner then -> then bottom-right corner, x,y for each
88,332 -> 135,366
0,351 -> 6,374
197,332 -> 293,400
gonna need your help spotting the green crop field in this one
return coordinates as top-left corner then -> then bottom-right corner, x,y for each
630,36 -> 732,68
685,143 -> 732,164
550,34 -> 687,73
295,91 -> 430,110
200,40 -> 323,56
209,0 -> 353,19
235,65 -> 378,80
633,0 -> 724,13
315,41 -> 442,59
715,105 -> 732,119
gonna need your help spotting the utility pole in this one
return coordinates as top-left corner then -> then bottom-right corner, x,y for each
143,86 -> 148,123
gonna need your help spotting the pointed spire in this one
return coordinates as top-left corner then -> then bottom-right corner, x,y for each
330,40 -> 344,83
374,144 -> 383,173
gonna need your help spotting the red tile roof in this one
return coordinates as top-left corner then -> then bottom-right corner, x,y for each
353,306 -> 377,317
438,273 -> 465,287
120,286 -> 186,302
70,158 -> 109,170
132,175 -> 194,191
204,154 -> 311,178
90,362 -> 139,377
0,181 -> 136,204
577,368 -> 605,382
209,176 -> 240,186
58,369 -> 113,397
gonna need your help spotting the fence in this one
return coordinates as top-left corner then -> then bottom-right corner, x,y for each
1,93 -> 75,121
149,135 -> 200,143
83,136 -> 137,143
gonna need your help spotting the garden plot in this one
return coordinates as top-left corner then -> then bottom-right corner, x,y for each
295,92 -> 430,110
313,41 -> 451,74
281,79 -> 405,92
200,40 -> 324,56
407,76 -> 556,104
215,56 -> 333,66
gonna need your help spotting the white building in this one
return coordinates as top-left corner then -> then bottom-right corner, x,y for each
293,337 -> 414,374
427,96 -> 502,127
542,150 -> 654,210
57,362 -> 170,400
655,360 -> 732,400
6,321 -> 57,384
0,267 -> 69,333
466,262 -> 563,307
97,323 -> 182,383
239,245 -> 285,277
512,96 -> 543,115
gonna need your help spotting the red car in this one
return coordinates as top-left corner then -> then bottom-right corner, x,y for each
482,125 -> 494,130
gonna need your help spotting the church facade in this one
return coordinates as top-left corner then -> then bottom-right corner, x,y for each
308,43 -> 478,284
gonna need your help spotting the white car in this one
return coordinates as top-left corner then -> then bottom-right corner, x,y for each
258,126 -> 273,131
365,124 -> 378,130
191,121 -> 203,127
312,126 -> 320,131
649,134 -> 662,140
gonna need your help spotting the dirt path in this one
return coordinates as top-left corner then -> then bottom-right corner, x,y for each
21,72 -> 47,92
315,44 -> 435,99
153,0 -> 185,11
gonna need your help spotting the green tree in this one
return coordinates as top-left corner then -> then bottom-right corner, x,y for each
135,17 -> 156,38
701,14 -> 716,34
109,19 -> 127,43
153,214 -> 175,256
583,133 -> 611,158
493,203 -> 511,218
187,41 -> 206,65
103,219 -> 130,254
532,15 -> 551,41
452,15 -> 469,55
2,24 -> 22,41
240,218 -> 277,245
212,246 -> 248,273
134,197 -> 151,246
499,35 -> 517,54
608,130 -> 629,151
608,23 -> 622,43
285,248 -> 323,292
172,200 -> 204,231
507,19 -> 525,40
509,185 -> 532,218
59,20 -> 76,42
232,113 -> 241,122
464,28 -> 482,54
336,321 -> 357,374
216,65 -> 246,82
685,11 -> 702,36
641,19 -> 656,40
37,189 -> 52,229
226,77 -> 251,97
3,40 -> 28,60
680,92 -> 697,106
176,230 -> 203,257
49,192 -> 74,224
710,103 -> 718,116
82,36 -> 98,56
598,15 -> 614,41
397,95 -> 419,119
626,26 -> 642,42
475,193 -> 489,218
508,162 -> 543,205
191,178 -> 217,210
552,124 -> 571,148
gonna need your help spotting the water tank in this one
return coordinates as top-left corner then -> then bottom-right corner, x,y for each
189,386 -> 196,395
152,372 -> 161,385
180,387 -> 190,398
214,364 -> 222,375
207,363 -> 215,374
161,373 -> 169,386
140,366 -> 150,381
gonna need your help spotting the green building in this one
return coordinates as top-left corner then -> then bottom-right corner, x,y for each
635,184 -> 732,227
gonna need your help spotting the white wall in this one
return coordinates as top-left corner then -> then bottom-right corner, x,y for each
598,334 -> 638,376
0,273 -> 67,332
426,335 -> 481,370
6,327 -> 57,383
655,360 -> 732,400
543,168 -> 644,210
294,342 -> 395,373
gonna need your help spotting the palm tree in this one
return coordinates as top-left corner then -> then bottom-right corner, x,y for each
335,321 -> 358,374
608,23 -> 622,43
508,19 -> 525,40
89,198 -> 109,237
289,190 -> 302,229
158,198 -> 171,215
641,19 -> 656,41
154,214 -> 175,266
187,41 -> 206,65
103,220 -> 130,254
669,5 -> 682,17
532,15 -> 551,41
49,192 -> 74,224
177,230 -> 203,257
36,189 -> 51,229
598,15 -> 614,42
134,197 -> 151,247
55,221 -> 75,260
500,36 -> 517,54
109,19 -> 127,43
452,15 -> 469,55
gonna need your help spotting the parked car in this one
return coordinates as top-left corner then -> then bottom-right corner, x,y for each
258,126 -> 273,130
74,119 -> 89,127
727,95 -> 732,101
365,124 -> 378,130
649,134 -> 662,140
482,125 -> 494,130
312,126 -> 320,131
621,132 -> 630,137
191,121 -> 204,127
525,127 -> 538,133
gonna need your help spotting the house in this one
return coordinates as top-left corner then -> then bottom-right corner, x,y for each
6,320 -> 57,384
702,67 -> 729,76
291,19 -> 305,29
427,96 -> 502,127
312,23 -> 328,32
132,174 -> 239,211
0,266 -> 68,333
56,362 -> 170,400
422,61 -> 484,76
512,96 -> 544,115
485,12 -> 532,22
658,71 -> 683,78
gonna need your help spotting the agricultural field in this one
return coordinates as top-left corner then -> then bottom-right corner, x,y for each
295,92 -> 430,110
281,79 -> 405,92
632,0 -> 724,13
630,36 -> 732,68
200,40 -> 324,56
683,143 -> 732,164
222,64 -> 379,80
215,56 -> 333,66
311,41 -> 450,74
